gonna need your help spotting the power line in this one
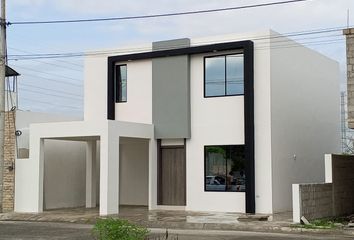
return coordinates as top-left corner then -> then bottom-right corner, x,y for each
11,64 -> 82,82
19,72 -> 82,87
20,82 -> 83,97
6,27 -> 347,60
258,38 -> 345,50
19,87 -> 83,101
7,0 -> 309,25
8,47 -> 83,70
20,96 -> 82,110
7,31 -> 84,67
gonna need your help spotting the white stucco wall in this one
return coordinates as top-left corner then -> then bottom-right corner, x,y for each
115,60 -> 152,124
15,111 -> 87,210
186,31 -> 273,213
186,53 -> 245,213
84,55 -> 108,121
270,31 -> 341,212
84,44 -> 152,122
119,139 -> 149,206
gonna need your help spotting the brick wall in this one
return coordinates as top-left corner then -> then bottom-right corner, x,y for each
331,154 -> 354,216
344,28 -> 354,129
1,111 -> 16,212
299,183 -> 333,220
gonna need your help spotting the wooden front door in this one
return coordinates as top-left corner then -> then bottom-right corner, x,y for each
158,146 -> 186,206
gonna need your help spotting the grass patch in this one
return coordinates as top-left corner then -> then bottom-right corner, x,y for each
92,218 -> 179,240
92,218 -> 149,240
293,217 -> 349,230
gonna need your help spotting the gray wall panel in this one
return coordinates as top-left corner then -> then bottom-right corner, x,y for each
152,39 -> 191,139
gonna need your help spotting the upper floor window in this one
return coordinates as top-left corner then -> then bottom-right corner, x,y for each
115,65 -> 127,102
204,53 -> 244,97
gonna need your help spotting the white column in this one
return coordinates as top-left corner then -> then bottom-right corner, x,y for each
99,134 -> 119,215
292,184 -> 301,223
86,140 -> 97,208
38,138 -> 45,212
148,138 -> 157,210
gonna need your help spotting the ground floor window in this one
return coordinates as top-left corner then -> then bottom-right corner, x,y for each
205,145 -> 245,192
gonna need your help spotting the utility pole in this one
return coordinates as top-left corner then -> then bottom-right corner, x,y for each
0,0 -> 6,212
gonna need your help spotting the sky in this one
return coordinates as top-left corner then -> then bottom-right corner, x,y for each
5,0 -> 354,116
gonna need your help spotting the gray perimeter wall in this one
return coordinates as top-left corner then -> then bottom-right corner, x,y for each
295,155 -> 354,221
331,155 -> 354,216
299,183 -> 333,220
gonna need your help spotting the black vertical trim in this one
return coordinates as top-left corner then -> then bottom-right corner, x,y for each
224,56 -> 227,95
183,138 -> 187,204
107,58 -> 115,120
157,139 -> 162,205
115,65 -> 118,102
244,41 -> 255,214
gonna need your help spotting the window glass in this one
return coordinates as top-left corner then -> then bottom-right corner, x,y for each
115,65 -> 127,102
205,56 -> 225,97
119,65 -> 127,102
226,54 -> 244,95
205,145 -> 245,192
204,53 -> 244,97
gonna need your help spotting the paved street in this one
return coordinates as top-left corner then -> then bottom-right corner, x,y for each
0,221 -> 353,240
0,221 -> 93,240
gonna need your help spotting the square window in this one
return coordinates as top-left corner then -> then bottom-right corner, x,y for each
115,65 -> 127,102
204,54 -> 244,97
205,145 -> 245,192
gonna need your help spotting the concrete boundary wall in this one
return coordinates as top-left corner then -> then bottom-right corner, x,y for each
292,183 -> 333,222
293,154 -> 354,222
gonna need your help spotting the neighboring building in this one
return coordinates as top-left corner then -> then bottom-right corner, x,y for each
0,65 -> 87,213
344,28 -> 354,129
1,66 -> 20,212
14,30 -> 340,216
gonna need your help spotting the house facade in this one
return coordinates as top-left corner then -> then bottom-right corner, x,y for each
14,30 -> 340,216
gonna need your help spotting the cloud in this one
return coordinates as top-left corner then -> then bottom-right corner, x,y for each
7,0 -> 353,114
9,0 -> 354,40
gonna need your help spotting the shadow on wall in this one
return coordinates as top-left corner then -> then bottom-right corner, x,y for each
43,139 -> 89,210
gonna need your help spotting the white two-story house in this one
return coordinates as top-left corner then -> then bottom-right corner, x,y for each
14,30 -> 340,216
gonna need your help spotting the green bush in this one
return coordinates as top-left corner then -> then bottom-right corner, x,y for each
92,218 -> 149,240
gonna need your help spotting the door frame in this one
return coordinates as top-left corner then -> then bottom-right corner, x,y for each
157,139 -> 186,205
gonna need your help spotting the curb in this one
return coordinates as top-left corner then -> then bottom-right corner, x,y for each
1,215 -> 354,237
143,221 -> 354,236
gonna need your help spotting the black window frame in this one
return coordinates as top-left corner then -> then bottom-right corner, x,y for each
204,145 -> 246,193
204,53 -> 244,98
115,64 -> 127,103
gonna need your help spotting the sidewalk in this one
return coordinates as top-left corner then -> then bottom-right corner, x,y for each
0,206 -> 353,237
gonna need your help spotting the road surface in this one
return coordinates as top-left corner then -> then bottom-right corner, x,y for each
0,221 -> 352,240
